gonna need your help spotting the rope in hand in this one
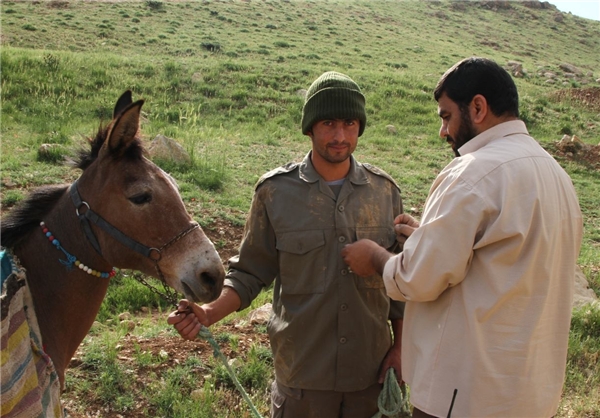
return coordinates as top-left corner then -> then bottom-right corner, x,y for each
198,325 -> 265,418
372,368 -> 411,418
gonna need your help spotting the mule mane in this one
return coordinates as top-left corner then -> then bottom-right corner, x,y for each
1,185 -> 67,249
2,124 -> 146,249
72,123 -> 145,171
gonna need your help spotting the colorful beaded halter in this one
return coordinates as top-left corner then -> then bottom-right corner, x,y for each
40,221 -> 116,278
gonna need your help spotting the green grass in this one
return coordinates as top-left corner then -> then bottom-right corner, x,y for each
2,1 -> 599,416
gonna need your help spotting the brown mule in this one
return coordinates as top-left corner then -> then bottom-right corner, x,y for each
1,91 -> 225,416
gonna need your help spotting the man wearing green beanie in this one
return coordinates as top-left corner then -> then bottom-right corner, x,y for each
168,71 -> 405,417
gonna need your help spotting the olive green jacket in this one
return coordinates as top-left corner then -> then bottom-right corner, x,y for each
225,152 -> 404,392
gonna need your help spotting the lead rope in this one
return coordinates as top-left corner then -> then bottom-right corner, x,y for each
372,368 -> 411,418
197,325 -> 264,418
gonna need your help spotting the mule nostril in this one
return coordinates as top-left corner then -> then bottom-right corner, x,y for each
201,272 -> 216,288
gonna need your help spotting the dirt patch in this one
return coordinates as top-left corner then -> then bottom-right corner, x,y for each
63,318 -> 270,418
554,87 -> 600,112
552,142 -> 600,170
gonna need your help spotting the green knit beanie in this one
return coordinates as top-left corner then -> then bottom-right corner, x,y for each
301,71 -> 367,136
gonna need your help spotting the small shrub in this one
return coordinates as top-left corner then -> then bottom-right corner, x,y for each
146,0 -> 163,10
201,42 -> 221,52
37,144 -> 67,164
2,190 -> 24,207
274,41 -> 290,48
43,53 -> 60,70
22,24 -> 37,31
560,125 -> 573,135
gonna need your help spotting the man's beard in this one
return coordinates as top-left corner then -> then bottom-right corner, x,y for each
447,110 -> 477,157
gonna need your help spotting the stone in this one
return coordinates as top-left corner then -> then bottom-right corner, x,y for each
386,125 -> 398,134
119,312 -> 132,321
248,303 -> 272,324
148,134 -> 191,164
573,265 -> 599,308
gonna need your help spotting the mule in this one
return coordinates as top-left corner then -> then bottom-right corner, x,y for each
1,91 -> 225,417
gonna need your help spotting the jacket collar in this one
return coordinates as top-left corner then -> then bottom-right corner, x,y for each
298,151 -> 369,185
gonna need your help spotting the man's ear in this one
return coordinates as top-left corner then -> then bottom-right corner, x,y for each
470,94 -> 488,124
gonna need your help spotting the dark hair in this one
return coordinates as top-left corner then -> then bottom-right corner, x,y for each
434,57 -> 519,118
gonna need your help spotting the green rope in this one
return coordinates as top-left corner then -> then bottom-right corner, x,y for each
198,325 -> 265,418
372,368 -> 411,418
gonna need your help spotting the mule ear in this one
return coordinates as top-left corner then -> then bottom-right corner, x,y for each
103,99 -> 145,157
113,90 -> 133,118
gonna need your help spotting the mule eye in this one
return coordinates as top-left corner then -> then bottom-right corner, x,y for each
129,193 -> 152,205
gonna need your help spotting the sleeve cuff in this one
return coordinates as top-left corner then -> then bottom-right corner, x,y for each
383,256 -> 408,301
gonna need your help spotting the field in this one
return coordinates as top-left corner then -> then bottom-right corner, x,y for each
1,1 -> 599,416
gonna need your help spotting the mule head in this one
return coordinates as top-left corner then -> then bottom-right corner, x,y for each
77,91 -> 225,303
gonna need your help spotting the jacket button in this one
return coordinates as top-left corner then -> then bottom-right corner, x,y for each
338,236 -> 346,243
339,337 -> 347,344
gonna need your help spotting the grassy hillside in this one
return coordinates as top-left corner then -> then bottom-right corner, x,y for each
1,1 -> 599,416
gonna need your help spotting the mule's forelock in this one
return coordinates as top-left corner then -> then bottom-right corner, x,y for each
72,124 -> 146,171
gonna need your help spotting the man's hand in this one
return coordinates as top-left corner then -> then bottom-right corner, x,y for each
379,344 -> 403,385
394,213 -> 420,245
341,239 -> 392,277
167,300 -> 208,341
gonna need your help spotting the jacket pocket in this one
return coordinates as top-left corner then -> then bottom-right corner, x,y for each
355,227 -> 397,288
276,230 -> 326,294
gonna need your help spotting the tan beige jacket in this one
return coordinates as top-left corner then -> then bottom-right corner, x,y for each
384,121 -> 583,417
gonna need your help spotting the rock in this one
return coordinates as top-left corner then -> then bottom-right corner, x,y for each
191,389 -> 204,400
506,61 -> 525,77
248,303 -> 272,324
386,125 -> 397,134
228,358 -> 242,368
573,265 -> 599,308
148,134 -> 191,164
571,135 -> 584,145
120,320 -> 136,331
557,135 -> 585,154
38,143 -> 65,160
119,312 -> 132,321
559,63 -> 582,75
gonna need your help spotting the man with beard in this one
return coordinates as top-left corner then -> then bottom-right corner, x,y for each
168,71 -> 405,417
341,57 -> 583,417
